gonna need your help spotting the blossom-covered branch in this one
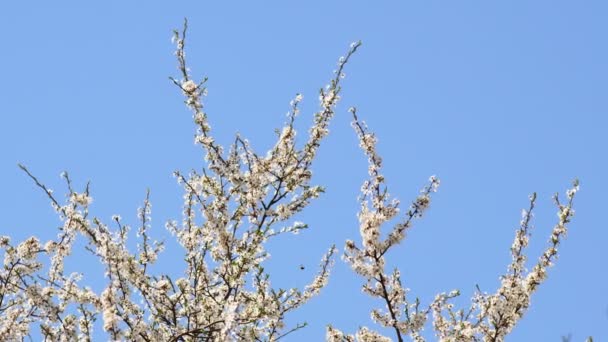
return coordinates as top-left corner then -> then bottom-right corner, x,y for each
330,108 -> 444,342
1,20 -> 360,341
328,109 -> 579,342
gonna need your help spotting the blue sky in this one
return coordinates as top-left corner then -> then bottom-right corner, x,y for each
1,1 -> 606,340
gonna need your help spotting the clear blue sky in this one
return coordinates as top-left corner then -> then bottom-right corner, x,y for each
1,1 -> 606,340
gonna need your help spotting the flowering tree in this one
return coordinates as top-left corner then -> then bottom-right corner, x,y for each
0,20 -> 579,341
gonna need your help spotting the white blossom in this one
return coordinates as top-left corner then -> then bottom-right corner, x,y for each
181,79 -> 197,93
